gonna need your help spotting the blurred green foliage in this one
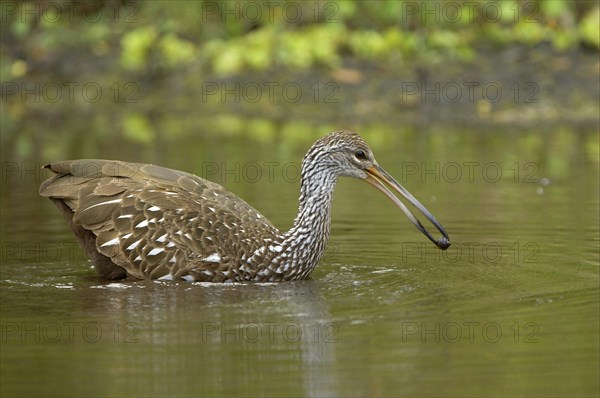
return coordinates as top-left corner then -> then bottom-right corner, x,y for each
1,0 -> 598,79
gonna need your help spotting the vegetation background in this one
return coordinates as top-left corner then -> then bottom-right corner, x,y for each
1,0 -> 598,161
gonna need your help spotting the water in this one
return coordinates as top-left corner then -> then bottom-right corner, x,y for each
1,125 -> 598,397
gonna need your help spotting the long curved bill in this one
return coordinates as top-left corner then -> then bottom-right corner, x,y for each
364,164 -> 451,250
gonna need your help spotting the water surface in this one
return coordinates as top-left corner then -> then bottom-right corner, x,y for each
1,124 -> 598,397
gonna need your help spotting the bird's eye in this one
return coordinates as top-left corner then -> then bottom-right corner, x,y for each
355,150 -> 367,160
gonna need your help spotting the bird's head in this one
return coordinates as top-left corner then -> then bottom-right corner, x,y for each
305,130 -> 451,250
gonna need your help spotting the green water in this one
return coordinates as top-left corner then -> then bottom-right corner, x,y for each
1,125 -> 598,397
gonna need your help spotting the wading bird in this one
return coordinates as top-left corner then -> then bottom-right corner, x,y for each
40,131 -> 450,282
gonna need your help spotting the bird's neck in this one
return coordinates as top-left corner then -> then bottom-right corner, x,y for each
279,168 -> 338,278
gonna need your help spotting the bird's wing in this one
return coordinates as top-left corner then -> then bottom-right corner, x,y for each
40,160 -> 278,281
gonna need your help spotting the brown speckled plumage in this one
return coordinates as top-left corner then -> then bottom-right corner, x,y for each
40,131 -> 450,282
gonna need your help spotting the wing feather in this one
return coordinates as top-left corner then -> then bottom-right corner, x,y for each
40,160 -> 279,281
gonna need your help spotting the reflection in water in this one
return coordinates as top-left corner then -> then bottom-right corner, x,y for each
2,278 -> 338,397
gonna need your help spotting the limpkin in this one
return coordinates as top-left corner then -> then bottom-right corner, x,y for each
40,131 -> 450,282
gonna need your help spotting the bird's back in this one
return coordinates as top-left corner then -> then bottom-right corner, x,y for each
40,159 -> 279,281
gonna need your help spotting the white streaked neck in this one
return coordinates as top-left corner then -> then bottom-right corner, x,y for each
281,167 -> 339,277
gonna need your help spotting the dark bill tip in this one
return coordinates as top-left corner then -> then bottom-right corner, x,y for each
436,236 -> 451,250
365,164 -> 451,250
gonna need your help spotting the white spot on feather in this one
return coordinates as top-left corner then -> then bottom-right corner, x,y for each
156,233 -> 167,243
117,214 -> 133,219
201,253 -> 221,263
158,274 -> 173,281
100,237 -> 119,247
269,245 -> 283,253
253,247 -> 266,256
135,220 -> 148,229
148,248 -> 164,256
181,275 -> 194,282
126,240 -> 141,250
81,198 -> 121,212
148,206 -> 161,212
